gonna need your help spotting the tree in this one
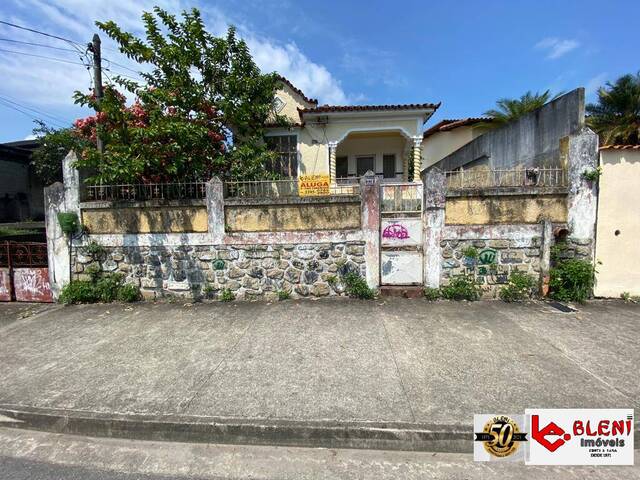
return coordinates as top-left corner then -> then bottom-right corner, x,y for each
483,90 -> 562,127
73,7 -> 286,184
30,121 -> 88,186
586,73 -> 640,145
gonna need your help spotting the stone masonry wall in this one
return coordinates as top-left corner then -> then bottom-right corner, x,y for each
440,237 -> 542,298
72,241 -> 366,301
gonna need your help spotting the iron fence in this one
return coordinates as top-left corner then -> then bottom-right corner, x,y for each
444,167 -> 567,191
83,181 -> 208,202
0,241 -> 48,268
381,183 -> 423,213
224,178 -> 360,198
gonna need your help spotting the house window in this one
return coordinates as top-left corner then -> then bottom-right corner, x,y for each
356,155 -> 375,176
265,135 -> 298,177
382,154 -> 396,178
336,156 -> 348,179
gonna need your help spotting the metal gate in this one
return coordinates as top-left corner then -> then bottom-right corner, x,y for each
380,183 -> 423,285
0,241 -> 52,302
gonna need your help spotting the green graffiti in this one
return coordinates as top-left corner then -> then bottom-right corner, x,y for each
213,259 -> 225,270
478,248 -> 497,265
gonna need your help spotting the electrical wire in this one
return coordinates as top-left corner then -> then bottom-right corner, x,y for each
0,20 -> 84,48
0,97 -> 67,129
0,47 -> 89,66
0,37 -> 78,52
0,94 -> 71,125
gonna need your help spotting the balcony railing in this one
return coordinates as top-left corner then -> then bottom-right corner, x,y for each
444,167 -> 568,191
83,181 -> 208,202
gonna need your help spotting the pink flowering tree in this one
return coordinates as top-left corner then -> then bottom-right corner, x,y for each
72,7 -> 287,184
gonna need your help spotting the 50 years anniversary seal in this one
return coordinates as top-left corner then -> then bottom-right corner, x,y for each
474,414 -> 528,461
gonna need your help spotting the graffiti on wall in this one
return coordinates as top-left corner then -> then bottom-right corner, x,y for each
382,223 -> 410,240
13,268 -> 53,302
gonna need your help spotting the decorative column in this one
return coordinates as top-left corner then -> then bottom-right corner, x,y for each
412,135 -> 423,183
328,141 -> 338,185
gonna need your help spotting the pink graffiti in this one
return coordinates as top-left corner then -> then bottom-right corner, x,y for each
383,223 -> 409,240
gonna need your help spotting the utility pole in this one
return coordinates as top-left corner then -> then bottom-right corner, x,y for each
90,33 -> 104,154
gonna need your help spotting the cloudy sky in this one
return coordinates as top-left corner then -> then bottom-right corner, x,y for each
0,0 -> 637,142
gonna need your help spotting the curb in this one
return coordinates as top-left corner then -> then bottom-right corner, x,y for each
0,405 -> 471,453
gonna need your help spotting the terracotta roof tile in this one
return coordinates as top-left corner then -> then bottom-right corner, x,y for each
300,102 -> 440,116
275,75 -> 318,105
599,144 -> 640,150
423,117 -> 492,138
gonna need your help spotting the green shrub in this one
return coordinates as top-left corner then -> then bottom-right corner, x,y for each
59,280 -> 99,304
219,288 -> 235,302
499,271 -> 537,302
202,283 -> 216,299
59,272 -> 140,304
461,246 -> 479,260
424,287 -> 441,301
342,272 -> 375,299
549,259 -> 595,303
277,290 -> 290,301
581,166 -> 602,182
82,241 -> 106,259
57,212 -> 79,235
117,283 -> 141,302
440,275 -> 480,301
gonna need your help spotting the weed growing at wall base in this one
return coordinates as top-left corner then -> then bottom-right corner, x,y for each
440,275 -> 480,301
499,271 -> 537,302
59,273 -> 141,305
549,259 -> 595,303
219,288 -> 235,302
424,287 -> 441,301
342,272 -> 375,299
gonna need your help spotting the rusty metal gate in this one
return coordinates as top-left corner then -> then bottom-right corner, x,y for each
0,241 -> 52,302
380,183 -> 423,285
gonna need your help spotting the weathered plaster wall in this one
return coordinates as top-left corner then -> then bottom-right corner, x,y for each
225,198 -> 361,232
432,88 -> 586,171
594,149 -> 640,297
72,242 -> 366,300
421,125 -> 489,170
81,203 -> 208,234
445,193 -> 567,225
440,225 -> 543,298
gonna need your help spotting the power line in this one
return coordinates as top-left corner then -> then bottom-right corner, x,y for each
0,37 -> 78,52
0,97 -> 67,128
0,19 -> 83,47
0,94 -> 71,125
0,47 -> 90,66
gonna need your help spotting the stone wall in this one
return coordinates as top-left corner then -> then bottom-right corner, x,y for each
71,241 -> 366,301
440,236 -> 542,298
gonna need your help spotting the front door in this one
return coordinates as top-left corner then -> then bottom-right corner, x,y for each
380,183 -> 423,285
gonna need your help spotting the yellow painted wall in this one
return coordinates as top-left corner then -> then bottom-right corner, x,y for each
82,206 -> 208,233
595,149 -> 640,297
445,194 -> 567,225
422,125 -> 489,170
226,202 -> 361,232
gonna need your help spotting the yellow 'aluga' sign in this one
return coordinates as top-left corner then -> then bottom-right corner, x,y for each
299,174 -> 330,196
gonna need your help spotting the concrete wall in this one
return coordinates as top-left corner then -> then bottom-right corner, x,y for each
46,165 -> 381,301
445,193 -> 567,225
595,149 -> 640,297
81,202 -> 208,234
225,198 -> 361,232
432,88 -> 586,171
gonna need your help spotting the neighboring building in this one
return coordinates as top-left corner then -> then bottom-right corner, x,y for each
266,76 -> 440,183
421,118 -> 492,170
594,145 -> 640,297
0,139 -> 43,222
428,88 -> 587,172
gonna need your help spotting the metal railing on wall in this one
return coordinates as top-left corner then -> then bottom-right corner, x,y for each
83,181 -> 208,202
380,183 -> 423,213
223,178 -> 360,198
444,167 -> 568,191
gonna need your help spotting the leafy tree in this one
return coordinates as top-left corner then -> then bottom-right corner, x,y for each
30,121 -> 88,185
586,72 -> 640,145
483,90 -> 563,127
73,7 -> 286,184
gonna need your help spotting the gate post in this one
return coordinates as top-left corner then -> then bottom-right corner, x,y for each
422,168 -> 446,288
360,171 -> 380,289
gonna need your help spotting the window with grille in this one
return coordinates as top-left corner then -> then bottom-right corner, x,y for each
336,156 -> 348,179
265,135 -> 298,177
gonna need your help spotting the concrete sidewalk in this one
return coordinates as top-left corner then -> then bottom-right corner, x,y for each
0,298 -> 638,449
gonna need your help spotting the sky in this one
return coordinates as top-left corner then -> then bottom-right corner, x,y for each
0,0 -> 638,142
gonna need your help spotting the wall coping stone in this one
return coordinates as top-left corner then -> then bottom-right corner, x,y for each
224,195 -> 361,207
80,199 -> 206,209
445,186 -> 568,198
